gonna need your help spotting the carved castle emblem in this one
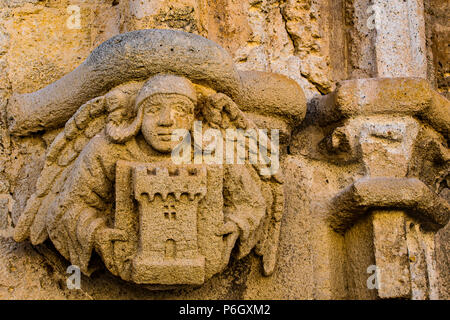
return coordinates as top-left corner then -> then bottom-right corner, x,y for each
7,29 -> 306,288
117,163 -> 212,285
131,164 -> 207,285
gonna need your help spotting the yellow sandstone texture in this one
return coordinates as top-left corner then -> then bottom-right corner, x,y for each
0,0 -> 448,300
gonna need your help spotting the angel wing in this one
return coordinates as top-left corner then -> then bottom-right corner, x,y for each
13,82 -> 141,245
13,96 -> 108,244
203,93 -> 284,276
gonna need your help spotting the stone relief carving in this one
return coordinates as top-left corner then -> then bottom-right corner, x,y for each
3,28 -> 448,299
290,77 -> 450,299
7,30 -> 306,288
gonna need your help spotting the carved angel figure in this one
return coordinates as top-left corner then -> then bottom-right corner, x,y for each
9,29 -> 305,287
13,74 -> 283,285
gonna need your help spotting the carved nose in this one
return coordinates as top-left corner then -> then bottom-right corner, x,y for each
158,107 -> 174,127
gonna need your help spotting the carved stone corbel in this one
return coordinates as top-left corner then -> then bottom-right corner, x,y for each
311,77 -> 449,299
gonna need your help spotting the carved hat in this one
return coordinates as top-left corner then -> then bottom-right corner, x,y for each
7,29 -> 307,136
135,74 -> 198,111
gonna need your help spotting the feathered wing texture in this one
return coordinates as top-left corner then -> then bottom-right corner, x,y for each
13,96 -> 108,244
241,118 -> 284,277
204,93 -> 284,276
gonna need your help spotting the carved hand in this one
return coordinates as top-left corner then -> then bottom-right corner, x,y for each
218,221 -> 240,270
94,227 -> 128,276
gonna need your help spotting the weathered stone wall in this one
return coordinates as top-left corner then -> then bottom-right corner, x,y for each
424,0 -> 449,99
0,0 -> 448,299
424,0 -> 449,299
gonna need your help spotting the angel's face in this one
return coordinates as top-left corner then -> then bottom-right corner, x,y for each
140,93 -> 195,153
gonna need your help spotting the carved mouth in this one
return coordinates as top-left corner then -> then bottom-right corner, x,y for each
157,132 -> 173,141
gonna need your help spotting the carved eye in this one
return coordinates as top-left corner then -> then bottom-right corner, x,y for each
173,102 -> 192,114
146,103 -> 161,114
172,104 -> 184,113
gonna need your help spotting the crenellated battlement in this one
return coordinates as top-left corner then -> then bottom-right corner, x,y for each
133,165 -> 207,202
